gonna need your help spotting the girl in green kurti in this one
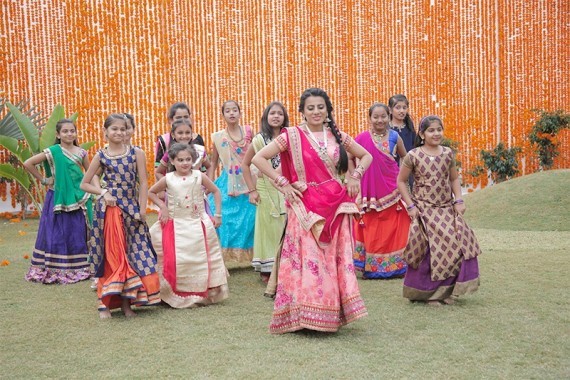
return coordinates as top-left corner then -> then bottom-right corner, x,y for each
23,119 -> 92,284
242,102 -> 289,284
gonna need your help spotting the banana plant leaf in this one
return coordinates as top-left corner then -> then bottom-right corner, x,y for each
39,104 -> 65,151
0,99 -> 44,140
0,135 -> 32,163
0,164 -> 31,189
6,102 -> 40,153
81,141 -> 96,150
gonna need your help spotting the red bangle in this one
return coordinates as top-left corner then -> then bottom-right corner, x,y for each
274,175 -> 289,187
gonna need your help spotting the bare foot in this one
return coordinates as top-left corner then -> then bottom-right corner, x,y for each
260,274 -> 270,284
442,297 -> 456,305
121,299 -> 137,318
99,310 -> 112,319
427,300 -> 442,307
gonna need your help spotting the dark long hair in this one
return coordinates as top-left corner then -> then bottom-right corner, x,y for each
103,113 -> 128,130
415,115 -> 443,147
388,94 -> 415,133
368,103 -> 390,117
168,142 -> 198,162
167,102 -> 191,120
221,100 -> 241,114
55,118 -> 79,146
298,88 -> 348,175
124,113 -> 135,129
260,101 -> 289,140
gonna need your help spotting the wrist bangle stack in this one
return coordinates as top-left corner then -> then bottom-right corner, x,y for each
40,178 -> 48,185
247,188 -> 257,193
406,203 -> 416,210
453,199 -> 464,205
350,165 -> 365,180
274,175 -> 290,187
350,171 -> 362,180
214,213 -> 222,218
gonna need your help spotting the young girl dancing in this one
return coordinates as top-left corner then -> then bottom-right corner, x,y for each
242,101 -> 289,285
149,143 -> 228,308
207,100 -> 256,265
23,119 -> 92,284
397,115 -> 481,305
252,88 -> 373,334
81,114 -> 160,318
388,94 -> 416,156
353,103 -> 410,279
154,102 -> 205,168
155,118 -> 210,181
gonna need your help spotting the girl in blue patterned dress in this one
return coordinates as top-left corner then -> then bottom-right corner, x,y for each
206,100 -> 256,265
81,114 -> 160,319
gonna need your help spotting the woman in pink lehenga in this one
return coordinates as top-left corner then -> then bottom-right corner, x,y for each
252,88 -> 373,334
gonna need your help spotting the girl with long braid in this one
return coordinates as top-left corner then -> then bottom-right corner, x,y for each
252,88 -> 373,334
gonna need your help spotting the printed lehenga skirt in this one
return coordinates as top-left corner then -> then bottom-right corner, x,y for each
353,201 -> 410,279
270,213 -> 367,334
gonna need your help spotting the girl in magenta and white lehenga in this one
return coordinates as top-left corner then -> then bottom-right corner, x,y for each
252,88 -> 373,334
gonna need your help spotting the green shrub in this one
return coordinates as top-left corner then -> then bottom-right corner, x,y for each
529,109 -> 570,170
476,142 -> 522,183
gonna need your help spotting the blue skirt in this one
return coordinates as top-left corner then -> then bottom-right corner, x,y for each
25,189 -> 90,284
209,171 -> 255,264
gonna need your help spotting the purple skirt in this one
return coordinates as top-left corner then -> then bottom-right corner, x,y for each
25,190 -> 90,284
403,249 -> 480,301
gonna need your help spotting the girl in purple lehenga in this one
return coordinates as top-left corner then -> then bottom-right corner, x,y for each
397,116 -> 481,305
23,119 -> 92,284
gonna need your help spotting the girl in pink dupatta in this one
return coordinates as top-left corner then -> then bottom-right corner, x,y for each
252,88 -> 373,334
353,103 -> 411,279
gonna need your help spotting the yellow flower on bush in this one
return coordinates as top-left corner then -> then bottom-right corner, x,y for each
18,230 -> 27,236
23,254 -> 29,259
0,260 -> 10,266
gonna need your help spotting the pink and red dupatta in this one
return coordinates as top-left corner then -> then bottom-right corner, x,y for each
356,131 -> 401,212
279,126 -> 358,246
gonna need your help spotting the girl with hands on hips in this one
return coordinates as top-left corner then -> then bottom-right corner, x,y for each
148,143 -> 229,309
251,88 -> 372,334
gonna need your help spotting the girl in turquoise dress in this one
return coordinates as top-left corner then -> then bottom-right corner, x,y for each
207,100 -> 256,265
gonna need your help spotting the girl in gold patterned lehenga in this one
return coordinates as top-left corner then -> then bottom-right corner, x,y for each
397,115 -> 481,306
149,143 -> 228,308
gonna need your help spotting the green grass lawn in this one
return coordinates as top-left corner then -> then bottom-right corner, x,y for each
1,171 -> 569,379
